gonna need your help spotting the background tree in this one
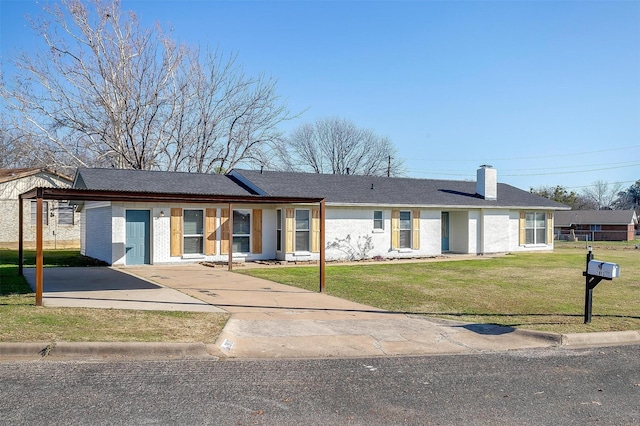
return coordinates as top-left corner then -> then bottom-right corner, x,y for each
613,180 -> 640,211
529,185 -> 594,210
0,0 -> 291,173
581,180 -> 623,210
275,117 -> 405,176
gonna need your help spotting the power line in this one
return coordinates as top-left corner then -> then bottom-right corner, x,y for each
407,160 -> 639,175
564,180 -> 637,190
501,163 -> 640,177
400,144 -> 640,163
407,163 -> 640,178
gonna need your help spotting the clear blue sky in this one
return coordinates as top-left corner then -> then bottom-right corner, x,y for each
1,0 -> 639,191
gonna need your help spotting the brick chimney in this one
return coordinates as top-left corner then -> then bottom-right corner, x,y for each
476,165 -> 497,200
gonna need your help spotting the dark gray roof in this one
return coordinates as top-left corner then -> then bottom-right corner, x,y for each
74,168 -> 255,197
555,210 -> 638,226
230,169 -> 569,209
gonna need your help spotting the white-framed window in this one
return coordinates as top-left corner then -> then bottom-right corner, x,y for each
57,202 -> 75,225
295,209 -> 310,251
373,210 -> 383,230
399,211 -> 411,249
276,209 -> 282,251
183,209 -> 204,254
525,212 -> 547,244
233,210 -> 251,253
30,201 -> 49,226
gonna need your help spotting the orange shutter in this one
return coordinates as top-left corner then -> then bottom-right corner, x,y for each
391,210 -> 400,249
285,208 -> 295,253
205,208 -> 217,255
170,208 -> 183,257
221,208 -> 230,254
252,209 -> 262,254
546,212 -> 553,244
311,208 -> 320,253
519,211 -> 526,245
412,210 -> 420,250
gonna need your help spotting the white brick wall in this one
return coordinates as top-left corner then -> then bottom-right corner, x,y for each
80,200 -> 555,265
0,172 -> 80,248
83,203 -> 113,263
481,209 -> 511,253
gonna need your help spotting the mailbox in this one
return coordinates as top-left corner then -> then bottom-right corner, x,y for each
587,260 -> 620,279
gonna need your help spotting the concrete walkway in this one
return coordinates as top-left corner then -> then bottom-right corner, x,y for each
124,264 -> 561,358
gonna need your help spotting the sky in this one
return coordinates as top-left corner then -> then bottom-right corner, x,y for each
1,0 -> 639,192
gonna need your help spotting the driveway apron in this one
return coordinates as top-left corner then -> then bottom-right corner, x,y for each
125,264 -> 560,359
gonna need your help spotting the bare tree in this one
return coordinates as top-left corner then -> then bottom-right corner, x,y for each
530,185 -> 595,210
581,180 -> 623,210
613,180 -> 640,211
276,117 -> 405,176
1,0 -> 291,173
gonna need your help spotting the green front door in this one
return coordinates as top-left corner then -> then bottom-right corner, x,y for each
126,210 -> 150,265
441,212 -> 450,252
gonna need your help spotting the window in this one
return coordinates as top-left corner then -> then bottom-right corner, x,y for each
58,202 -> 75,225
233,210 -> 251,252
399,211 -> 411,249
590,224 -> 601,231
183,210 -> 204,254
276,209 -> 282,251
30,201 -> 49,226
525,212 -> 546,244
373,210 -> 383,230
295,209 -> 310,251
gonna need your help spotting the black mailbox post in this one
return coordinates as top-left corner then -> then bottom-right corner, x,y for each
582,247 -> 620,324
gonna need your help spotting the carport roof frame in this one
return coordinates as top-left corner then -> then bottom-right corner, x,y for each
18,187 -> 327,307
19,186 -> 324,204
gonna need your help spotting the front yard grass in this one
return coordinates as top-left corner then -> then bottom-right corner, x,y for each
0,249 -> 229,343
2,243 -> 638,341
238,243 -> 640,334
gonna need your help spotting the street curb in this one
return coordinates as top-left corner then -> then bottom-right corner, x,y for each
560,330 -> 640,347
0,342 -> 218,360
510,329 -> 563,345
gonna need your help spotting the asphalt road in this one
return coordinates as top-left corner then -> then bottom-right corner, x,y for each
1,345 -> 639,425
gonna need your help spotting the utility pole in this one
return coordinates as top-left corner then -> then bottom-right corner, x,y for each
387,155 -> 391,177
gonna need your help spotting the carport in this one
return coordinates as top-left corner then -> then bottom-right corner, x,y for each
18,186 -> 326,306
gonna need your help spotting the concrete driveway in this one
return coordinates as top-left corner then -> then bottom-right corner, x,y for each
125,264 -> 561,358
23,267 -> 224,313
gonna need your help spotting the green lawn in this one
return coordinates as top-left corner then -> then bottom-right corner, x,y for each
2,245 -> 638,341
238,244 -> 640,334
0,249 -> 228,343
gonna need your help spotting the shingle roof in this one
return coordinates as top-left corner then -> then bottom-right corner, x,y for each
74,168 -> 255,197
555,210 -> 638,226
230,169 -> 569,209
71,167 -> 571,209
0,168 -> 72,184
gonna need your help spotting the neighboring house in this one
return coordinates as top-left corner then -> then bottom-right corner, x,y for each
0,168 -> 81,249
70,165 -> 568,266
554,210 -> 639,242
